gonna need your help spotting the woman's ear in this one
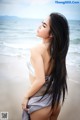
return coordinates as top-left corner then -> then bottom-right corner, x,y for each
49,34 -> 53,38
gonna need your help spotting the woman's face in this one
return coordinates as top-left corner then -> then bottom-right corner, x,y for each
37,16 -> 51,39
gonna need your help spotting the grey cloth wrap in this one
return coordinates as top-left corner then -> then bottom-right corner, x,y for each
22,75 -> 53,120
22,110 -> 30,120
22,94 -> 52,120
32,75 -> 53,97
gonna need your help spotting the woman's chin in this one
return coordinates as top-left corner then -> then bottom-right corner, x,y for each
36,32 -> 42,38
36,33 -> 40,37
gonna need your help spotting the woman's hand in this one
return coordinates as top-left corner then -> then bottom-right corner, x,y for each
22,97 -> 29,111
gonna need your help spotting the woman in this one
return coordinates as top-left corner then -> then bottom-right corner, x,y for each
22,12 -> 69,120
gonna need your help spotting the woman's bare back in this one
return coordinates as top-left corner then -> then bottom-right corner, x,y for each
29,43 -> 53,84
28,43 -> 61,120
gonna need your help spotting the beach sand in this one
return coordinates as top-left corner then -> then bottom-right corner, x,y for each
0,55 -> 80,120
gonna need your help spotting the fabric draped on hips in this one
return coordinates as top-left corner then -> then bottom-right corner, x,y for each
27,75 -> 53,114
27,93 -> 52,114
22,94 -> 52,120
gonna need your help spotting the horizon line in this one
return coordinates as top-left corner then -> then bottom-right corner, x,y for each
0,15 -> 80,21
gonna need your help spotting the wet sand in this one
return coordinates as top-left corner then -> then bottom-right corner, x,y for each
0,55 -> 80,120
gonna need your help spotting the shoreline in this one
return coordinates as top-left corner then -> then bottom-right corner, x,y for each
0,54 -> 80,120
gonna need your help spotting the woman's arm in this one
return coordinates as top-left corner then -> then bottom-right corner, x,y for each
24,48 -> 45,99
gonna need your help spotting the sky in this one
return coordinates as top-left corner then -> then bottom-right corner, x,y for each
0,0 -> 80,20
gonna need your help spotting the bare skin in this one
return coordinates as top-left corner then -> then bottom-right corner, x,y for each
30,105 -> 61,120
22,16 -> 61,120
29,43 -> 61,120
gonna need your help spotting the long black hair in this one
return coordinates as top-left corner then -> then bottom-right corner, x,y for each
38,13 -> 69,111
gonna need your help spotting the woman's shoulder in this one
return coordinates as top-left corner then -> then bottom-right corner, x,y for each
30,43 -> 45,57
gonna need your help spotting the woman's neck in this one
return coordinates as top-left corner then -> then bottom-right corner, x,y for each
42,39 -> 50,44
42,39 -> 50,52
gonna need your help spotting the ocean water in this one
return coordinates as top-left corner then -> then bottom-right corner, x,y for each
0,16 -> 80,68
